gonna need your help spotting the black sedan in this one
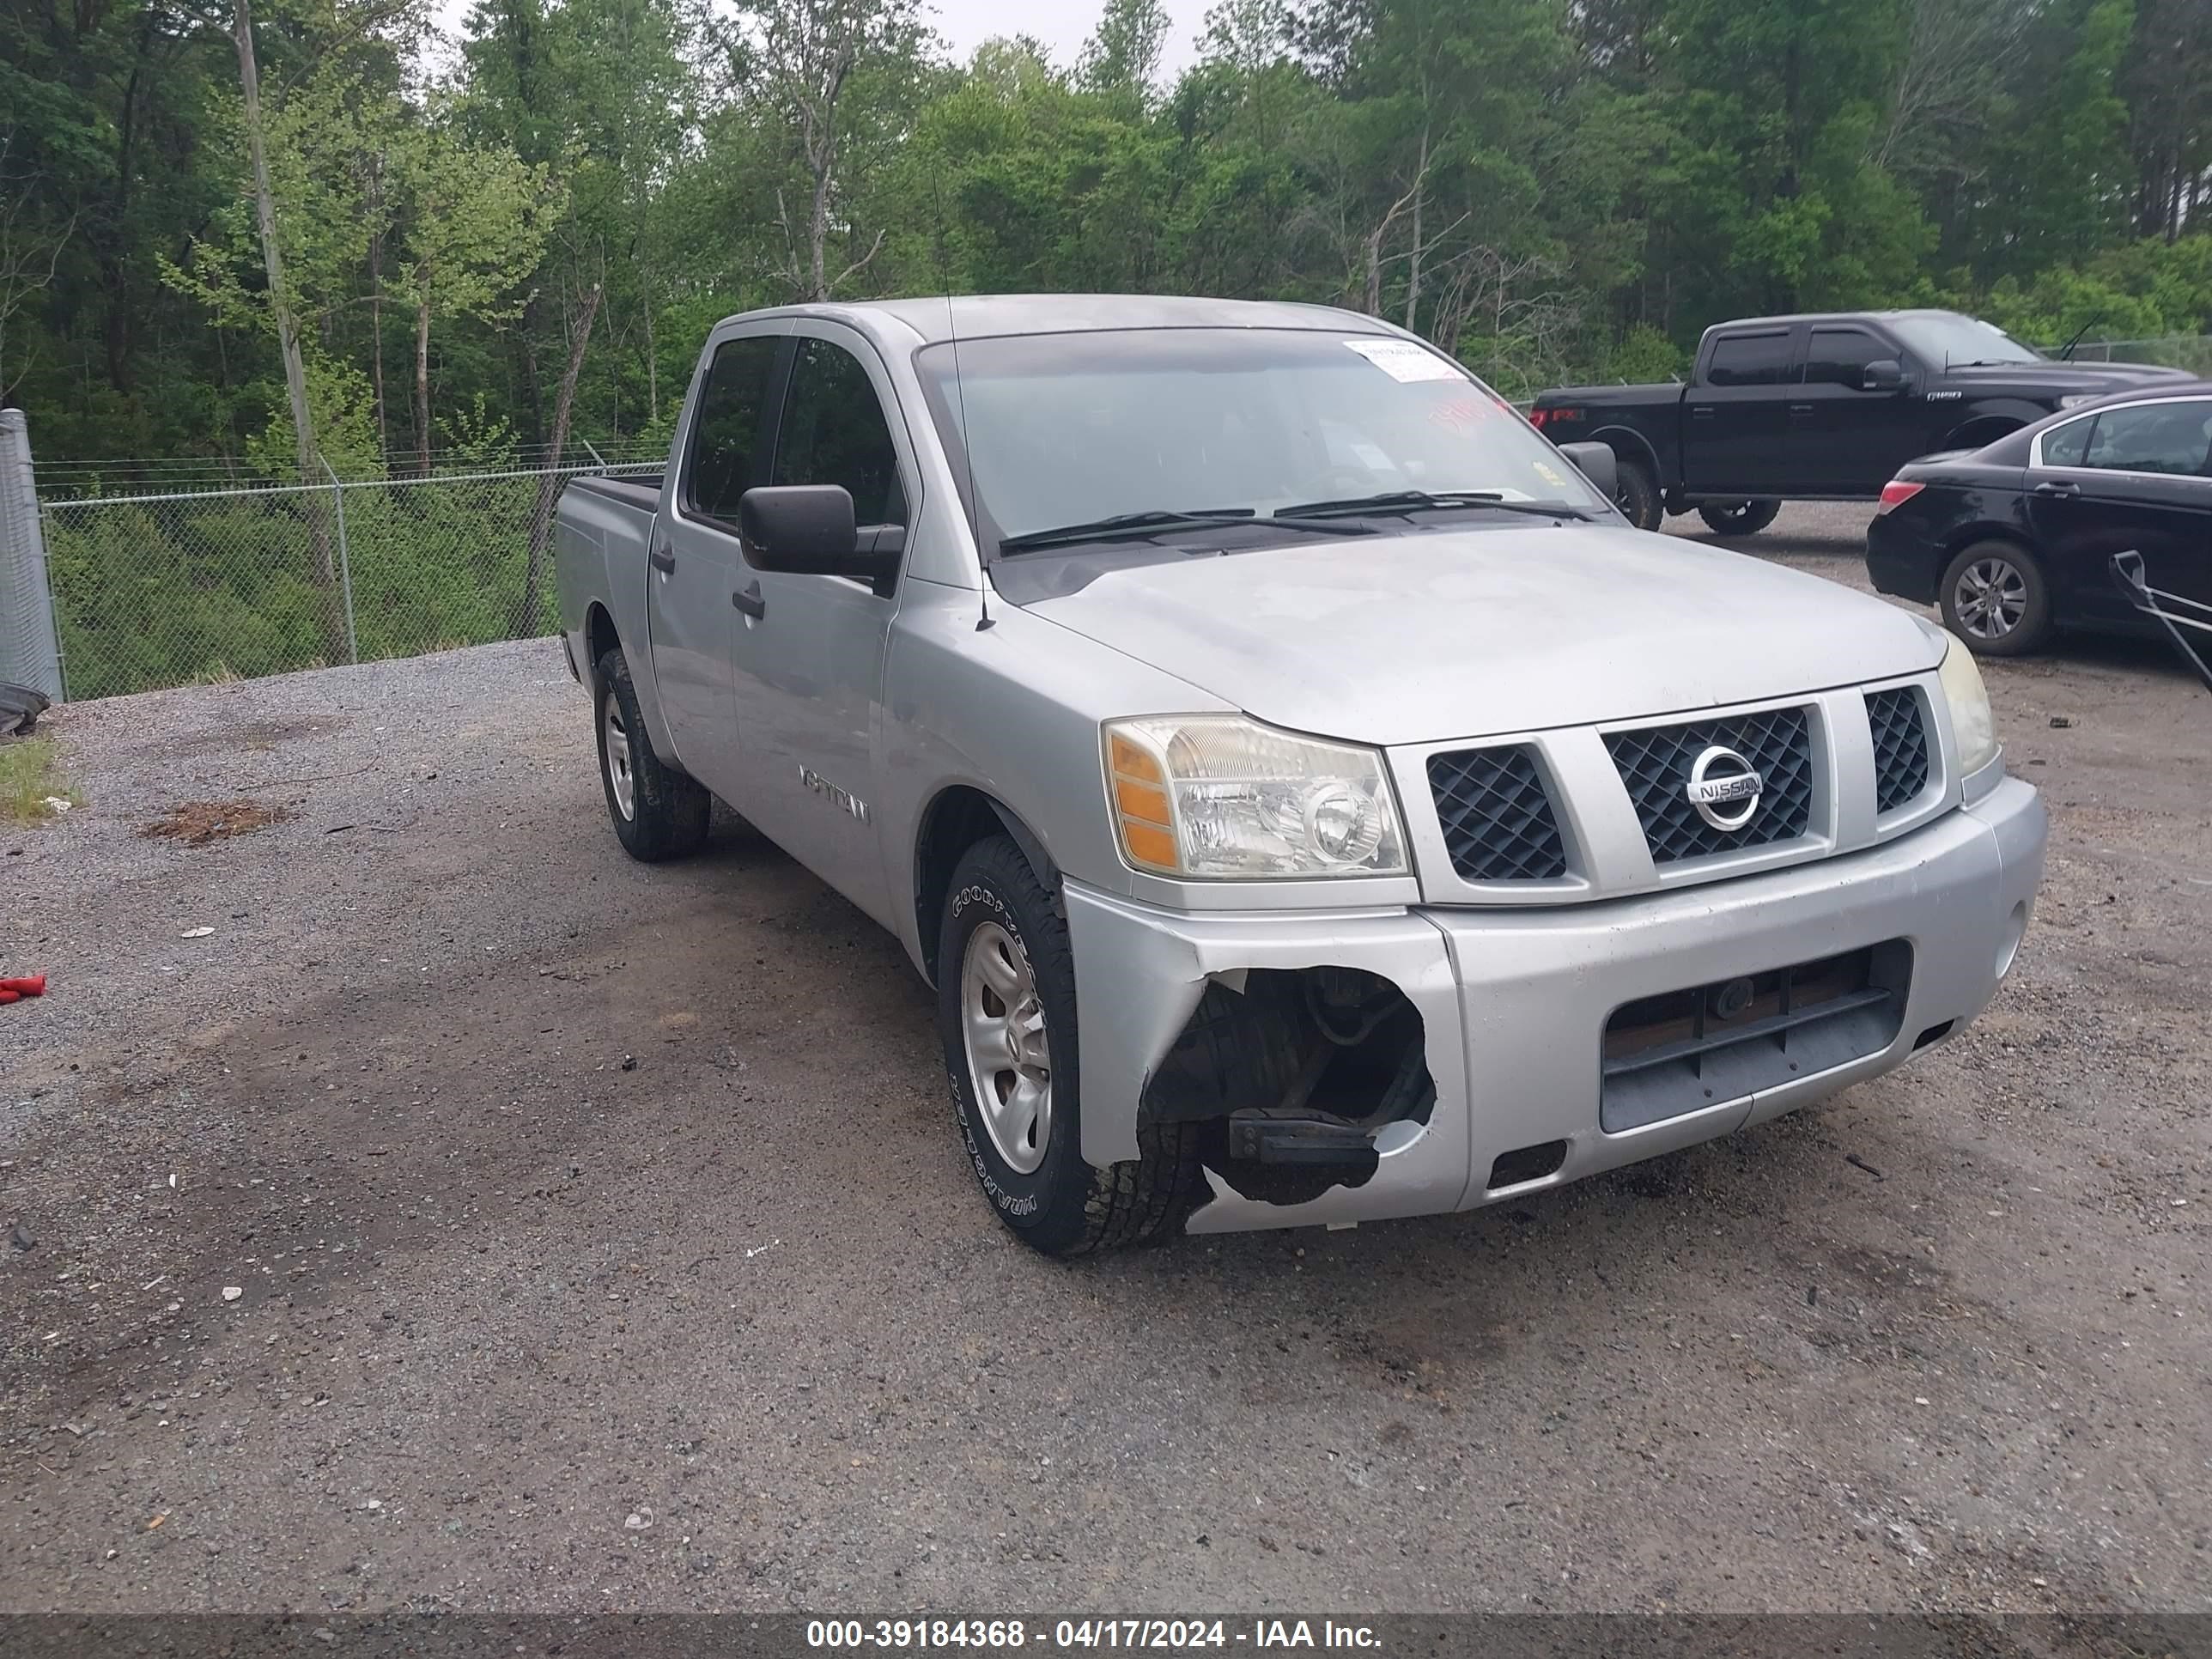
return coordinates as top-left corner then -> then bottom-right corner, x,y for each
1865,381 -> 2212,655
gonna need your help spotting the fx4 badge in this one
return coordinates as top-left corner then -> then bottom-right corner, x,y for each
799,765 -> 870,824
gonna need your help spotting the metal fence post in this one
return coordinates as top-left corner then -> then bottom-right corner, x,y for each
321,458 -> 361,665
0,409 -> 66,702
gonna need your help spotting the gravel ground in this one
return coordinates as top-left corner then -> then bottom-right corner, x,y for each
3,504 -> 2209,1616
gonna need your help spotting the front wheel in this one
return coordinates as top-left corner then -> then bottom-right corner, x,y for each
594,647 -> 710,860
935,836 -> 1202,1255
1612,459 -> 1663,531
1939,541 -> 2053,657
1697,499 -> 1782,538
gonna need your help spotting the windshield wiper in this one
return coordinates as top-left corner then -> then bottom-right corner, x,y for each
997,507 -> 1374,555
1274,489 -> 1595,522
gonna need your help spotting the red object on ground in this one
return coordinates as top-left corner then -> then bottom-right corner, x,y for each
0,975 -> 46,1002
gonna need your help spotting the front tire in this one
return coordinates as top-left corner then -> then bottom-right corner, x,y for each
594,647 -> 710,861
935,836 -> 1202,1256
1697,499 -> 1782,538
1939,540 -> 2053,657
1613,459 -> 1663,531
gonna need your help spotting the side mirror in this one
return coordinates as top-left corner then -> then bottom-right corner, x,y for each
1554,441 -> 1618,502
736,485 -> 897,587
1862,359 -> 1906,392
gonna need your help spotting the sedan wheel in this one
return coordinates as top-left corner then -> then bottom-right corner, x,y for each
1953,556 -> 2029,641
1938,540 -> 2053,657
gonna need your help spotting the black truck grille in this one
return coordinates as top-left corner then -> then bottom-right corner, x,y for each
1865,688 -> 1930,813
1606,707 -> 1814,865
1427,745 -> 1569,882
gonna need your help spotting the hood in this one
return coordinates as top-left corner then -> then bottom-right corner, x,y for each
1023,526 -> 1944,747
1943,360 -> 2194,392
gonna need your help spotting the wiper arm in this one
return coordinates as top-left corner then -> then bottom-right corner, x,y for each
1274,489 -> 1595,522
997,507 -> 1374,555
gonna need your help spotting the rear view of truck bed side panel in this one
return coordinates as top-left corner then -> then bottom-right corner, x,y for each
555,475 -> 677,756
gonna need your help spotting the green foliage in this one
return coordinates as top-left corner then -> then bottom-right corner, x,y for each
0,738 -> 75,823
4,0 -> 2210,572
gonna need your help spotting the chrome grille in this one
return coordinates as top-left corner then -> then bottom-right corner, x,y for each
1865,688 -> 1930,813
1427,745 -> 1569,882
1606,707 -> 1814,865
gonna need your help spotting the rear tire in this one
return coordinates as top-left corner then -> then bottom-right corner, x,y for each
1613,459 -> 1663,531
1697,499 -> 1782,538
1939,540 -> 2053,657
936,836 -> 1203,1256
594,647 -> 710,861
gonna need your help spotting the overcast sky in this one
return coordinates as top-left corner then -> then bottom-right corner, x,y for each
428,0 -> 1210,83
927,0 -> 1206,77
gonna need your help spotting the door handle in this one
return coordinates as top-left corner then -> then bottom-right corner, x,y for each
2033,480 -> 2081,498
648,543 -> 676,574
733,581 -> 766,620
1691,406 -> 1716,419
1789,403 -> 1814,415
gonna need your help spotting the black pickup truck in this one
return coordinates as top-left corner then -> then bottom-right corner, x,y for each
1529,308 -> 2192,535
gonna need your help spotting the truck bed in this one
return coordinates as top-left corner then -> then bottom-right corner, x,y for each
564,472 -> 663,511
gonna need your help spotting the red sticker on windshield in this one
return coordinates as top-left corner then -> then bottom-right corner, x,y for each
1426,394 -> 1494,429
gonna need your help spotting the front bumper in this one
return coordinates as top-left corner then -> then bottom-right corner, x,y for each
1063,776 -> 2046,1234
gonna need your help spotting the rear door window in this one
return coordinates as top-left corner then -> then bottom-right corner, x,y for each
771,339 -> 908,527
2080,400 -> 2212,477
684,335 -> 782,524
1705,331 -> 1793,387
2039,415 -> 2094,469
1803,328 -> 1887,388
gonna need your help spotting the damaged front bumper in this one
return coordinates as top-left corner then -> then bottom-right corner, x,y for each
1063,775 -> 2046,1235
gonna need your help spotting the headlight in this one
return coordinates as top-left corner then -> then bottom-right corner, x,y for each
1937,634 -> 2000,775
1103,716 -> 1408,878
2057,393 -> 2097,409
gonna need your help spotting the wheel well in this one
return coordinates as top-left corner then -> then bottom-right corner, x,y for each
586,603 -> 621,685
1590,424 -> 1660,482
1941,416 -> 2021,453
1946,526 -> 2038,565
914,787 -> 1056,982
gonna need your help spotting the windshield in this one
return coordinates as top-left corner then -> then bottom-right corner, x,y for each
915,327 -> 1608,551
1887,313 -> 2045,368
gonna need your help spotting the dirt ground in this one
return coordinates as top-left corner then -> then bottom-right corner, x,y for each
2,506 -> 2208,1616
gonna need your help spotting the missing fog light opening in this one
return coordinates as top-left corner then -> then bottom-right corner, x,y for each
1143,966 -> 1434,1210
1487,1139 -> 1568,1191
1996,902 -> 2028,981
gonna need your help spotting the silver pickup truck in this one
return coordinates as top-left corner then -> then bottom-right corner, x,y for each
554,295 -> 2047,1256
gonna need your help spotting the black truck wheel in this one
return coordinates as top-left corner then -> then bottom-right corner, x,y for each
1697,499 -> 1782,538
936,836 -> 1203,1256
594,647 -> 711,861
1613,459 -> 1664,531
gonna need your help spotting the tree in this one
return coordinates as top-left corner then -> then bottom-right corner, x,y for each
389,121 -> 556,471
231,0 -> 347,659
725,0 -> 928,301
1079,0 -> 1173,97
0,131 -> 74,405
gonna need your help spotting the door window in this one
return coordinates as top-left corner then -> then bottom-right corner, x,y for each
1705,331 -> 1793,387
772,339 -> 908,526
1803,328 -> 1888,388
2039,416 -> 2093,469
684,335 -> 781,523
2080,400 -> 2212,477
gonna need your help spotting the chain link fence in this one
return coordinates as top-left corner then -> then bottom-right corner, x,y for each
2061,335 -> 2212,374
29,452 -> 656,702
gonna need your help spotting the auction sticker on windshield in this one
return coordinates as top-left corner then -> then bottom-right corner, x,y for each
1343,337 -> 1462,382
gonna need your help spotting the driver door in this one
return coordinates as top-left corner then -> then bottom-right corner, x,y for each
725,325 -> 917,929
651,324 -> 786,798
